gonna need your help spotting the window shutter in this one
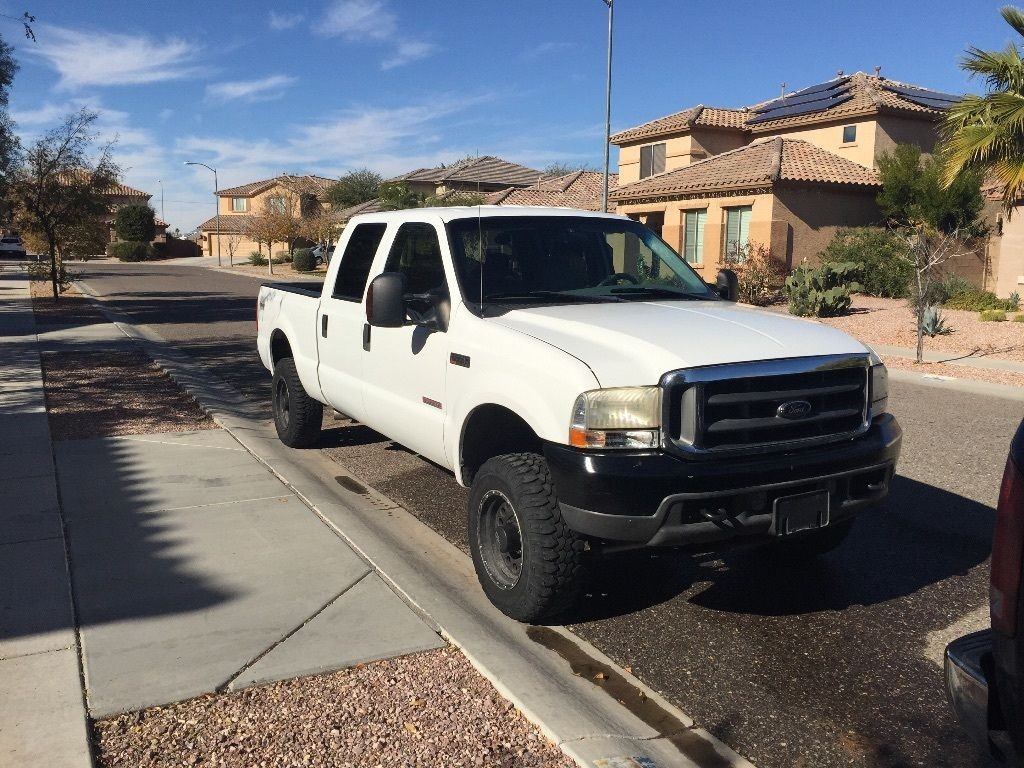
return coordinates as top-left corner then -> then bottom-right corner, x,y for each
640,146 -> 652,179
725,209 -> 740,256
684,211 -> 696,262
739,207 -> 751,249
695,210 -> 706,264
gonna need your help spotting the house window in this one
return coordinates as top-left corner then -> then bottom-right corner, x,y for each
683,209 -> 707,264
268,196 -> 286,214
842,125 -> 857,143
724,205 -> 752,260
231,197 -> 248,212
639,142 -> 666,179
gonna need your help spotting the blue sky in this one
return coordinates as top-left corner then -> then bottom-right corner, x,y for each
1,0 -> 1014,231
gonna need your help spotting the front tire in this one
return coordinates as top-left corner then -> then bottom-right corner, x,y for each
272,357 -> 323,448
468,453 -> 585,623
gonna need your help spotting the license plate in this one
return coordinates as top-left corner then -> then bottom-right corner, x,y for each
773,490 -> 829,536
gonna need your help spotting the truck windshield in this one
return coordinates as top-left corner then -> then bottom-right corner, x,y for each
446,215 -> 716,307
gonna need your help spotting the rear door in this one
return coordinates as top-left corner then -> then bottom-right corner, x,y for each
359,221 -> 451,465
317,222 -> 388,422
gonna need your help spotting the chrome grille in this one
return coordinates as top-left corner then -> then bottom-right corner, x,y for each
663,355 -> 871,456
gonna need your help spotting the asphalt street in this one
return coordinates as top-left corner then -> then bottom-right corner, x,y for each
74,260 -> 1016,768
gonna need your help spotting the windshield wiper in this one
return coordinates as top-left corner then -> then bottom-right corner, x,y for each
608,286 -> 713,300
485,290 -> 623,304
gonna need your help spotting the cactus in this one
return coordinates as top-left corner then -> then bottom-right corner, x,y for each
785,261 -> 863,317
921,305 -> 951,336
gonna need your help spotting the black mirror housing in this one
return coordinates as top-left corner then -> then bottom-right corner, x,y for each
367,272 -> 406,328
716,269 -> 739,302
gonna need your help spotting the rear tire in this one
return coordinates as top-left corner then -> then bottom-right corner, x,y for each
272,357 -> 323,448
468,453 -> 585,623
773,518 -> 855,559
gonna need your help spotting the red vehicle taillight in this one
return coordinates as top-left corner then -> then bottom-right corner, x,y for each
991,454 -> 1024,637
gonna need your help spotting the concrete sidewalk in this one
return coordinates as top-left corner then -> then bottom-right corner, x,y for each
0,273 -> 443,765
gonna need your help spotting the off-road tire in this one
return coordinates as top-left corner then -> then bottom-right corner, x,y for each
468,453 -> 585,623
773,518 -> 855,559
272,357 -> 323,448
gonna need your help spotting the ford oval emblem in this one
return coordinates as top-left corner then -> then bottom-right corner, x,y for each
777,399 -> 813,420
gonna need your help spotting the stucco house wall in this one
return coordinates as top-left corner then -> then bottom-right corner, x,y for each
758,118 -> 879,168
772,185 -> 881,268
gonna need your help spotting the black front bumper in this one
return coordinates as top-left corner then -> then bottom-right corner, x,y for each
544,413 -> 902,547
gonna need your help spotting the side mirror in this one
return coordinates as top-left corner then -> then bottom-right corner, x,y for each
366,272 -> 406,328
716,269 -> 739,302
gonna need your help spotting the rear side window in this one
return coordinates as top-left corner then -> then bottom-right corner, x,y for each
332,223 -> 387,300
384,222 -> 447,295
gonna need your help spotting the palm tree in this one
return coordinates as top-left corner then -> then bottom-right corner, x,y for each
942,6 -> 1024,210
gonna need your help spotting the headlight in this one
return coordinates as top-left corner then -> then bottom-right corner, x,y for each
868,350 -> 888,418
569,387 -> 661,449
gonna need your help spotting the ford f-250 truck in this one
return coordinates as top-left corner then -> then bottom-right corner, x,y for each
257,207 -> 902,622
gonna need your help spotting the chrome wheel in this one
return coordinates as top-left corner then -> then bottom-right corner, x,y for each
477,490 -> 524,589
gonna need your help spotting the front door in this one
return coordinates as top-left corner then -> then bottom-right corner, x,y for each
360,221 -> 450,466
317,221 -> 388,423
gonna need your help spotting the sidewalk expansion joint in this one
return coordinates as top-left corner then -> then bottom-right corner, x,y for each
215,569 -> 373,693
112,435 -> 247,452
155,494 -> 294,513
0,533 -> 63,547
0,644 -> 76,662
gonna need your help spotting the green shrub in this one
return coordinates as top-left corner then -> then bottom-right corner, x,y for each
818,227 -> 912,298
272,251 -> 291,264
109,241 -> 153,262
945,287 -> 1016,312
1015,313 -> 1024,322
1009,291 -> 1021,310
980,309 -> 1007,322
292,247 -> 316,272
785,261 -> 862,317
724,242 -> 787,306
249,251 -> 267,266
114,205 -> 156,242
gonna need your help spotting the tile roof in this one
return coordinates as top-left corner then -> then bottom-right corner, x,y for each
610,137 -> 879,202
610,105 -> 748,143
197,214 -> 255,233
389,155 -> 544,187
217,174 -> 335,198
485,170 -> 619,211
610,72 -> 959,144
105,182 -> 151,198
336,198 -> 384,221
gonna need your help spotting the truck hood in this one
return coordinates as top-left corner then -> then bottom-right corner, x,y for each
490,301 -> 869,387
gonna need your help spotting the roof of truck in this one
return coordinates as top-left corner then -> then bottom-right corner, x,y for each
348,205 -> 629,225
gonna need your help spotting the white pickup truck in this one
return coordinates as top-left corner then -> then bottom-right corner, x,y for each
257,207 -> 901,621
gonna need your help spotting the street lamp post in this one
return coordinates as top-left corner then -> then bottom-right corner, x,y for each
600,0 -> 614,213
156,179 -> 165,223
184,161 -> 220,266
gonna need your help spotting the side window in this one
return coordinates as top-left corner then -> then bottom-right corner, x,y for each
332,223 -> 387,301
384,223 -> 447,295
640,142 -> 666,179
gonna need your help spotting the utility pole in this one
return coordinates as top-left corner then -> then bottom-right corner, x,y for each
600,0 -> 614,213
157,179 -> 165,222
184,161 -> 220,265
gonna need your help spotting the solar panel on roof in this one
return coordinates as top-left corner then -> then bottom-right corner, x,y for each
747,93 -> 854,125
753,82 -> 852,114
785,76 -> 851,99
881,82 -> 962,110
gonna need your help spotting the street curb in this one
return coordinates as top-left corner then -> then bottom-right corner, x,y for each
72,278 -> 754,768
886,366 -> 1024,401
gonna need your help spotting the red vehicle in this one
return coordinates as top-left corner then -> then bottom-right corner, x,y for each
946,420 -> 1024,765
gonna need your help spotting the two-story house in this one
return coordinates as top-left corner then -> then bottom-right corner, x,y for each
609,71 -> 964,282
197,173 -> 333,258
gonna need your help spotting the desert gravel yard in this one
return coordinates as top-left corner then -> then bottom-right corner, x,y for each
94,648 -> 573,768
810,295 -> 1024,361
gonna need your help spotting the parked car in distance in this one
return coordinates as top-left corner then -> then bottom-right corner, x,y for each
0,236 -> 27,259
946,419 -> 1024,765
312,243 -> 335,266
257,206 -> 902,622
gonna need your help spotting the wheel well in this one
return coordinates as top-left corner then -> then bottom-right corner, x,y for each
460,405 -> 542,484
270,330 -> 292,368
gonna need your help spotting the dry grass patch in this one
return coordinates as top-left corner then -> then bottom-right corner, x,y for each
93,647 -> 573,768
40,350 -> 214,440
29,280 -> 108,327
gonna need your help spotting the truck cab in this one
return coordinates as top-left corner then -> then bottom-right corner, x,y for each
257,206 -> 901,622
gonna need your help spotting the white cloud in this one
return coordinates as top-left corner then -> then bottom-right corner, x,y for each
205,75 -> 298,103
26,25 -> 202,89
522,42 -> 575,61
269,10 -> 304,30
318,0 -> 436,69
320,0 -> 395,40
381,41 -> 437,70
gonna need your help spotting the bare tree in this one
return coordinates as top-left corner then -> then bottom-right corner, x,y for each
9,109 -> 119,298
901,224 -> 971,363
301,209 -> 341,248
243,210 -> 279,276
225,232 -> 242,267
